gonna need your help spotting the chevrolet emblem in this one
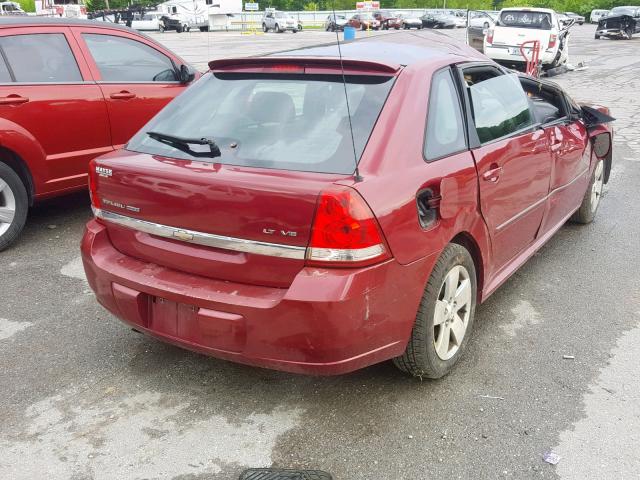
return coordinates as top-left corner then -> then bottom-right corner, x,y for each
172,230 -> 194,241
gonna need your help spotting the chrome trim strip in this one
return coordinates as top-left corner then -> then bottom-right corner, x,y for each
94,208 -> 307,260
307,244 -> 386,263
496,167 -> 589,231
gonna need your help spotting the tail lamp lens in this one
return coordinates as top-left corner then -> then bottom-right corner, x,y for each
306,186 -> 390,267
486,29 -> 494,44
548,34 -> 557,48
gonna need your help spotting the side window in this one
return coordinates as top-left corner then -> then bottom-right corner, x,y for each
0,54 -> 12,82
0,33 -> 82,83
465,69 -> 534,143
424,68 -> 467,160
83,34 -> 177,82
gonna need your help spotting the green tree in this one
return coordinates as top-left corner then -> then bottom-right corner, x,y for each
17,0 -> 36,12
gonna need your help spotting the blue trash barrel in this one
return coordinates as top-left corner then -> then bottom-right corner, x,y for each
343,26 -> 356,41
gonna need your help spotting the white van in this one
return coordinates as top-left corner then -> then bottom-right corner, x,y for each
590,9 -> 609,24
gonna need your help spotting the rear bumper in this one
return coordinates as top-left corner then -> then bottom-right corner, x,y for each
81,219 -> 432,375
485,44 -> 556,64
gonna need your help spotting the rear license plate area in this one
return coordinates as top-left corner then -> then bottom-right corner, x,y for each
150,297 -> 198,339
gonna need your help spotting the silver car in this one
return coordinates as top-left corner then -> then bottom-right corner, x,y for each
262,11 -> 301,33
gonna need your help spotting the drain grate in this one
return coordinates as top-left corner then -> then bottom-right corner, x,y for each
239,468 -> 333,480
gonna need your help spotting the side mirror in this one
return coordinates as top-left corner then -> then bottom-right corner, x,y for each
592,132 -> 612,160
179,64 -> 196,84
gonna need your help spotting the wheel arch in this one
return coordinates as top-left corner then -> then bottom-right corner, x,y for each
0,146 -> 35,206
450,231 -> 485,300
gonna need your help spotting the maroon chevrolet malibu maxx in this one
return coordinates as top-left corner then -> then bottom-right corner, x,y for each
82,32 -> 613,377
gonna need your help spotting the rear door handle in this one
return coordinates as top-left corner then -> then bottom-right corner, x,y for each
0,94 -> 29,105
482,164 -> 503,183
110,91 -> 136,100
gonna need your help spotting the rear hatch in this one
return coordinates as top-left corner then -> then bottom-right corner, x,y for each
91,59 -> 398,288
493,10 -> 554,49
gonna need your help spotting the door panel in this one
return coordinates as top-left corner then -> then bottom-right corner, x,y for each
0,28 -> 111,194
73,28 -> 187,148
540,121 -> 589,232
462,66 -> 552,270
472,129 -> 551,267
549,121 -> 589,191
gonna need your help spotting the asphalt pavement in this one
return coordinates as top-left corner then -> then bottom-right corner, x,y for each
0,25 -> 639,480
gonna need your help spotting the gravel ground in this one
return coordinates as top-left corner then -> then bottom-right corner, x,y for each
0,24 -> 638,480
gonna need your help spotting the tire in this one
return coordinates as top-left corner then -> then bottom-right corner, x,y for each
394,243 -> 477,379
0,161 -> 28,252
624,28 -> 633,40
199,26 -> 209,32
292,28 -> 298,33
571,159 -> 605,224
176,25 -> 183,33
595,33 -> 600,39
275,23 -> 282,33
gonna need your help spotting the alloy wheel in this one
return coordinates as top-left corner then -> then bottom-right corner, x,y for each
0,177 -> 16,236
433,265 -> 472,360
591,160 -> 604,212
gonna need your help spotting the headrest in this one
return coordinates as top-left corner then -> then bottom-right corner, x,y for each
248,91 -> 295,124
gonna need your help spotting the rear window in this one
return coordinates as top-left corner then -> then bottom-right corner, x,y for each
499,11 -> 553,29
126,72 -> 395,174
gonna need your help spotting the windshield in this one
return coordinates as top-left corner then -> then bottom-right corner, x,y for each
499,11 -> 553,29
127,72 -> 395,174
610,7 -> 635,15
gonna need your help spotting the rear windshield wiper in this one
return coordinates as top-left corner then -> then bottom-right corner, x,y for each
146,131 -> 221,158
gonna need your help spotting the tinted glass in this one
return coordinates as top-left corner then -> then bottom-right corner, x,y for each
126,72 -> 395,174
499,11 -> 552,29
83,34 -> 177,82
0,34 -> 81,83
610,7 -> 635,15
468,73 -> 533,143
0,55 -> 12,82
424,69 -> 467,160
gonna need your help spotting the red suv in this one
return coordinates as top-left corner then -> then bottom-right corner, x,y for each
83,33 -> 613,378
0,18 -> 196,250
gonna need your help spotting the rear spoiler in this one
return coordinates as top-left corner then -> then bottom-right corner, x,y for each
208,57 -> 401,76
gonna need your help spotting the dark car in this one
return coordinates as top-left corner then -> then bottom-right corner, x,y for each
0,18 -> 197,250
421,11 -> 456,29
83,32 -> 613,378
324,13 -> 348,31
595,6 -> 640,39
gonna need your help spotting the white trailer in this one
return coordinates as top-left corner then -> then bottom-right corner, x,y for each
35,0 -> 87,18
157,0 -> 241,31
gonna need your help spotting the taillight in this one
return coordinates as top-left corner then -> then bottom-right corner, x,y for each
486,29 -> 494,44
306,186 -> 391,268
88,158 -> 101,210
548,33 -> 557,49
